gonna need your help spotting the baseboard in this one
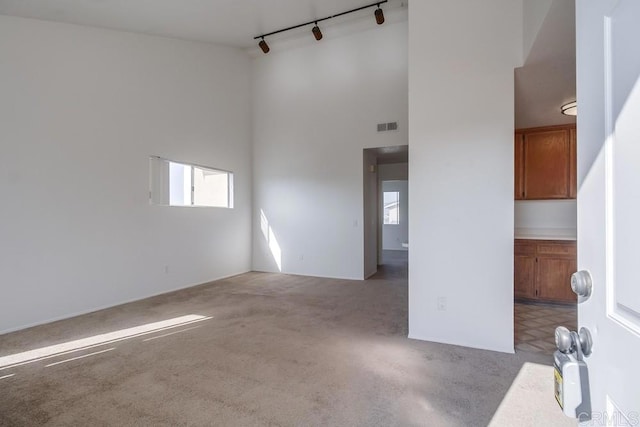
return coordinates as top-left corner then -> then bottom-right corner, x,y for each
0,270 -> 250,336
251,269 -> 363,281
407,332 -> 515,354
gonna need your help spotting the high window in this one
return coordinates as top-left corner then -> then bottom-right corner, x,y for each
149,156 -> 233,208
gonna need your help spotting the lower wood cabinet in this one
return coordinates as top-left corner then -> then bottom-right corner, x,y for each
514,239 -> 577,304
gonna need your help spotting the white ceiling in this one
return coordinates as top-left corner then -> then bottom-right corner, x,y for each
0,0 -> 405,48
515,0 -> 577,129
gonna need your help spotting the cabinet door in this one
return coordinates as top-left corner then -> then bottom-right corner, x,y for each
514,255 -> 536,299
514,133 -> 524,200
523,130 -> 570,199
569,127 -> 577,198
537,256 -> 577,303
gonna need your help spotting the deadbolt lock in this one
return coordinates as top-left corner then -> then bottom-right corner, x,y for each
571,270 -> 593,301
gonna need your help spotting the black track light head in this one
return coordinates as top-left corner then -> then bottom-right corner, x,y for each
312,23 -> 323,41
375,5 -> 384,25
258,38 -> 270,54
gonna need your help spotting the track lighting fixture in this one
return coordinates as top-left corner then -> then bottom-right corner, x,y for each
375,4 -> 385,25
253,0 -> 387,54
312,22 -> 323,41
258,37 -> 270,54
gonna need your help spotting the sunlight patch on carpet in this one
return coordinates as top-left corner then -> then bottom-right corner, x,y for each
0,314 -> 212,370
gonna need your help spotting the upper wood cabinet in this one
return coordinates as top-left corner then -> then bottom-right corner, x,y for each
569,127 -> 577,199
515,124 -> 577,200
515,133 -> 524,200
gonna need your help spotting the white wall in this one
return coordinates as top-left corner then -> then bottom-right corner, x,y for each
381,180 -> 408,251
0,16 -> 252,333
523,0 -> 554,62
378,163 -> 409,182
515,200 -> 577,239
408,0 -> 523,353
363,151 -> 378,278
252,17 -> 408,279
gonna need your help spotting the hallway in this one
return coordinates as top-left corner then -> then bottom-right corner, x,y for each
372,250 -> 408,281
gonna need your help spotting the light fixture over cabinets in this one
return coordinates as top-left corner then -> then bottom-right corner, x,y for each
254,1 -> 388,54
561,101 -> 577,116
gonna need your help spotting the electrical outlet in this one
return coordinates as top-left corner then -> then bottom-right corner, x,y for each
437,297 -> 447,311
164,265 -> 169,274
299,254 -> 304,261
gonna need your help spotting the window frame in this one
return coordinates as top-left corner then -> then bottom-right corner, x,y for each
383,190 -> 400,225
149,156 -> 234,209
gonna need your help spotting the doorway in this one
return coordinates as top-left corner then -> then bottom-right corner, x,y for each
513,0 -> 578,354
363,145 -> 408,280
379,179 -> 408,278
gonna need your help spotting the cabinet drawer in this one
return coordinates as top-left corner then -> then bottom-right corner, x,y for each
514,240 -> 536,255
537,242 -> 576,256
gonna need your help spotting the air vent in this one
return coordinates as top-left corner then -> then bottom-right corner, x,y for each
377,122 -> 398,132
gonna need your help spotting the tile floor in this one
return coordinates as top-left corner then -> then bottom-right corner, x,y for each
514,302 -> 577,354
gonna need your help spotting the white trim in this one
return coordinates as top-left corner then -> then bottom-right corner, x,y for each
0,271 -> 249,335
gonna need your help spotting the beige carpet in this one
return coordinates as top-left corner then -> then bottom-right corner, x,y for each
490,362 -> 576,427
1,257 -> 567,426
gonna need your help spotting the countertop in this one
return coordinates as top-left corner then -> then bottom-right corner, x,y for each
514,227 -> 577,241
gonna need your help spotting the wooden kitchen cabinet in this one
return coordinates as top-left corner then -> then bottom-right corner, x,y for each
514,133 -> 524,200
537,256 -> 577,302
514,240 -> 537,299
515,124 -> 576,200
569,126 -> 577,199
514,239 -> 577,304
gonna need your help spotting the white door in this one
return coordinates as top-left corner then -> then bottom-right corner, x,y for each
577,0 -> 640,422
